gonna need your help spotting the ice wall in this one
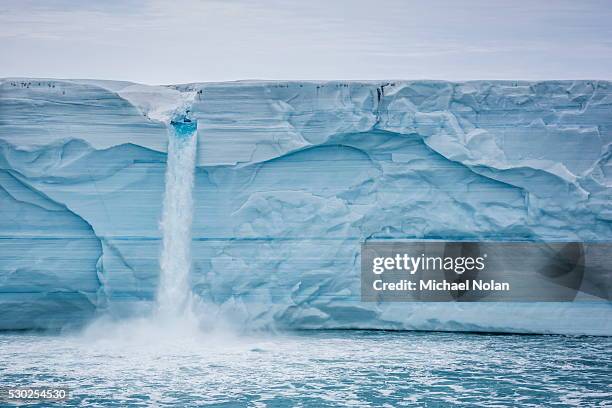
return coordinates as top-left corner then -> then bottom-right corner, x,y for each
0,78 -> 611,334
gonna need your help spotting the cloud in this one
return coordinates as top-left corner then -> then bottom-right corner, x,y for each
0,0 -> 611,83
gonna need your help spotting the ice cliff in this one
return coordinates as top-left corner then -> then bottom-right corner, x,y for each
1,78 -> 611,334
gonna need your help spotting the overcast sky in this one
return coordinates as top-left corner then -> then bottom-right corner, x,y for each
1,0 -> 610,84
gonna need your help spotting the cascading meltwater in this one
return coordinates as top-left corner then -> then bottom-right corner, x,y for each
157,114 -> 198,319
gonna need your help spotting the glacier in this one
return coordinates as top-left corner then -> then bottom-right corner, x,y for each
0,78 -> 611,334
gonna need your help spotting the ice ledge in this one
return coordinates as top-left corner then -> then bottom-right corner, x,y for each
2,79 -> 609,172
1,78 -> 195,125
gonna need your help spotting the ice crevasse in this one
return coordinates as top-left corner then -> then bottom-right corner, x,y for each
0,78 -> 611,334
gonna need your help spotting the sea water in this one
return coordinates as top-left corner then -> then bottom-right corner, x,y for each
0,331 -> 609,406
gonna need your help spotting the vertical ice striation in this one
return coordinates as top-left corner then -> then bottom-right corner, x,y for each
157,117 -> 198,319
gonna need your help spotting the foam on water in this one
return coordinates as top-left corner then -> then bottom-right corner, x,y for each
1,331 -> 610,406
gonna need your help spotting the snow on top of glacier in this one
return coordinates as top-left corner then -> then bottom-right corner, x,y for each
0,77 -> 195,124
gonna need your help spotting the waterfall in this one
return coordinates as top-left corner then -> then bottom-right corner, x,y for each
157,118 -> 198,319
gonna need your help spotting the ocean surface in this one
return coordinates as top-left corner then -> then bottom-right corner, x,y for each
0,327 -> 610,407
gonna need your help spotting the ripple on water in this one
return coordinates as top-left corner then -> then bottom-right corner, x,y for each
0,329 -> 610,407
